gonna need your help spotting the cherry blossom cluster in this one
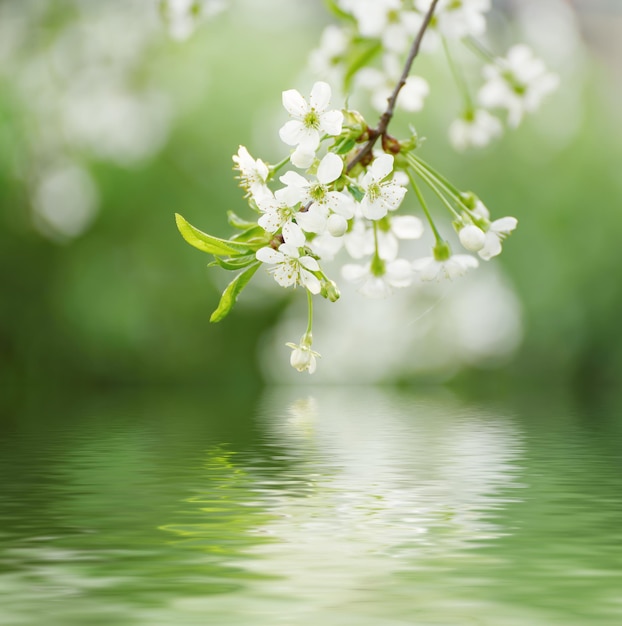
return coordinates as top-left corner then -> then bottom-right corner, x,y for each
311,0 -> 558,150
176,0 -> 556,374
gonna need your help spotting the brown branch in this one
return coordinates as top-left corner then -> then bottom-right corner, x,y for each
346,0 -> 440,173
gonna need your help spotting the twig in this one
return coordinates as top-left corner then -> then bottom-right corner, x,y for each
346,0 -> 440,173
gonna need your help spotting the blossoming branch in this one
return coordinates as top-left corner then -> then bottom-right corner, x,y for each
173,0 -> 558,374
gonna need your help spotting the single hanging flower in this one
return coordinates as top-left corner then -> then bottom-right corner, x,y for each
286,333 -> 320,374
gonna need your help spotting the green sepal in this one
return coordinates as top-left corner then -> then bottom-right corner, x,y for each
347,184 -> 365,202
209,255 -> 257,271
176,213 -> 251,256
210,262 -> 261,323
227,210 -> 257,230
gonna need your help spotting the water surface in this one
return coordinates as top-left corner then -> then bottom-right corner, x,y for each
1,387 -> 621,625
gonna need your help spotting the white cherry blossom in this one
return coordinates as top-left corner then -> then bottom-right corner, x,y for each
279,81 -> 344,163
478,44 -> 559,128
286,338 -> 320,374
413,0 -> 490,44
309,25 -> 349,85
357,55 -> 429,114
359,154 -> 407,220
413,253 -> 478,281
232,145 -> 270,198
449,109 -> 502,151
479,217 -> 518,260
256,224 -> 321,294
276,153 -> 352,234
342,258 -> 413,298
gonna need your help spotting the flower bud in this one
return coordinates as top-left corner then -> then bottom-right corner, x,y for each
459,225 -> 486,252
321,279 -> 340,302
327,213 -> 347,237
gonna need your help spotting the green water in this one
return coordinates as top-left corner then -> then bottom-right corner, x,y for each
1,387 -> 621,625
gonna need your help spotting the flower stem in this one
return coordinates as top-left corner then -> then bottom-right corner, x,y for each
408,154 -> 469,209
305,289 -> 314,338
407,169 -> 443,245
464,36 -> 495,63
442,36 -> 474,112
271,155 -> 291,176
409,159 -> 461,220
346,0 -> 440,173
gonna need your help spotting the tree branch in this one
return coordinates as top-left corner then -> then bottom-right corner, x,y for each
346,0 -> 440,173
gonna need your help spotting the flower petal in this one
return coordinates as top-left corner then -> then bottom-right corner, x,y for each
317,152 -> 343,184
309,81 -> 331,111
369,153 -> 394,181
282,89 -> 308,118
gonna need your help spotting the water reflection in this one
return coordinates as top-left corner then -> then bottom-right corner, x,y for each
1,388 -> 622,625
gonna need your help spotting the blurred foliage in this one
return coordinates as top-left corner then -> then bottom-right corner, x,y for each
1,1 -> 621,393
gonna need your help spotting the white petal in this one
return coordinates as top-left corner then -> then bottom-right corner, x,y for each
361,197 -> 388,221
317,152 -> 344,184
319,109 -> 344,136
360,277 -> 391,299
282,221 -> 306,247
386,259 -> 413,287
309,81 -> 331,111
369,153 -> 394,181
300,255 -> 320,272
341,263 -> 368,283
279,120 -> 306,146
391,215 -> 423,239
491,216 -> 517,234
282,89 -> 308,118
256,247 -> 283,264
291,146 -> 316,169
300,269 -> 321,294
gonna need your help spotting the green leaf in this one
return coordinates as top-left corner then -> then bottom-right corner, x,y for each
227,210 -> 257,230
323,0 -> 355,22
176,214 -> 251,257
231,225 -> 267,243
210,262 -> 261,323
344,41 -> 382,91
209,255 -> 257,271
